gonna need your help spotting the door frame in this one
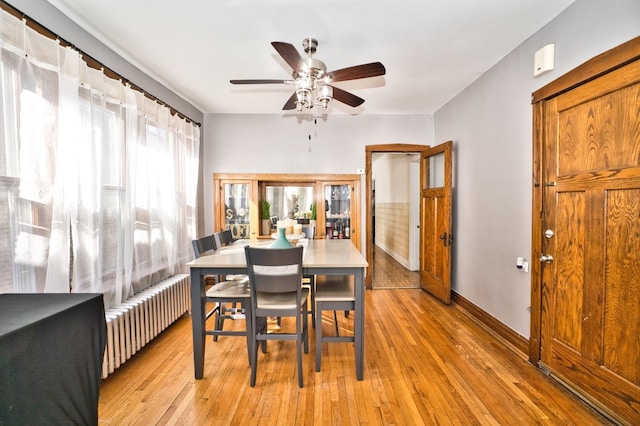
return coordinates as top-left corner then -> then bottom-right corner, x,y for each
365,144 -> 429,288
409,160 -> 420,270
529,36 -> 640,363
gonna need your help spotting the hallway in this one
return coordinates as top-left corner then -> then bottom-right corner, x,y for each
372,244 -> 420,289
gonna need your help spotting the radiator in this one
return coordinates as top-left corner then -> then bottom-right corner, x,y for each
101,274 -> 190,379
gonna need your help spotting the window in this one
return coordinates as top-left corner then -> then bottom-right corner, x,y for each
0,8 -> 200,307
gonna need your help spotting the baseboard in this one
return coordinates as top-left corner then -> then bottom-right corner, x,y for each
374,242 -> 410,269
451,291 -> 529,356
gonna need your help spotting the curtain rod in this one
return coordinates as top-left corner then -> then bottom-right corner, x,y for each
0,1 -> 201,127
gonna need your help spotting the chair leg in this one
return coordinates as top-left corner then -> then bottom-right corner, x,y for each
297,313 -> 304,388
303,303 -> 309,354
213,303 -> 222,342
310,281 -> 316,329
250,312 -> 258,387
244,301 -> 252,366
308,275 -> 316,329
258,317 -> 267,353
315,302 -> 323,372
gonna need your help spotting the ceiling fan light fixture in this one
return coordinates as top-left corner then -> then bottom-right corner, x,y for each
317,85 -> 333,109
295,78 -> 312,111
296,91 -> 310,111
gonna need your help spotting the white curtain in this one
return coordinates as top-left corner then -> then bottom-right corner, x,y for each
0,9 -> 200,308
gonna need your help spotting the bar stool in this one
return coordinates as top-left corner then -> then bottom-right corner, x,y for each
192,236 -> 252,363
314,275 -> 355,372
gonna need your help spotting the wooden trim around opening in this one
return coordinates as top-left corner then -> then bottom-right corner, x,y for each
365,144 -> 429,288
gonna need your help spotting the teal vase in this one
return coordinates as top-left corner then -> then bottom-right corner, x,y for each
271,227 -> 293,248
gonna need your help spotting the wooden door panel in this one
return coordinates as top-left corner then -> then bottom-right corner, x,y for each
421,193 -> 446,296
421,197 -> 435,273
548,191 -> 586,353
557,82 -> 640,176
604,189 -> 640,384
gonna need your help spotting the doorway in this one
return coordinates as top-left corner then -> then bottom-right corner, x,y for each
364,144 -> 428,288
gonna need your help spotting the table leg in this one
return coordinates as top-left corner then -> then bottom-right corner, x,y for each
190,269 -> 206,379
355,268 -> 364,380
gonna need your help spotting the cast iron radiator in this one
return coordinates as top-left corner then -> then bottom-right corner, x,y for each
101,274 -> 190,378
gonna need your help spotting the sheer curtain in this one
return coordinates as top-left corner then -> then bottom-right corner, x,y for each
0,9 -> 200,308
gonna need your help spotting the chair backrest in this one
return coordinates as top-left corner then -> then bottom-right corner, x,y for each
214,229 -> 235,248
192,235 -> 216,258
301,226 -> 315,239
244,246 -> 303,294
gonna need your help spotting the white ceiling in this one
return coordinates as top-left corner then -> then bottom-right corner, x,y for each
46,0 -> 574,115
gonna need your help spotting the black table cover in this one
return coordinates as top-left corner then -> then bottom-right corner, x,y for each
0,293 -> 106,425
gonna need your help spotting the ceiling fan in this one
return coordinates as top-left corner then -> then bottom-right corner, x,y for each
230,38 -> 386,112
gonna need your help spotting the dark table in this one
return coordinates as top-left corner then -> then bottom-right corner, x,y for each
0,293 -> 106,425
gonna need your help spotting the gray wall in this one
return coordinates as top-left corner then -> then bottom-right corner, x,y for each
434,0 -> 640,337
202,114 -> 434,241
7,0 -> 640,340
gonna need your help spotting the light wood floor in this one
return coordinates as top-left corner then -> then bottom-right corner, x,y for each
372,245 -> 420,289
98,250 -> 610,425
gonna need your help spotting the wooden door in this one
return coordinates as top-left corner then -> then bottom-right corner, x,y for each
213,178 -> 258,239
321,180 -> 360,251
420,141 -> 453,304
533,44 -> 640,424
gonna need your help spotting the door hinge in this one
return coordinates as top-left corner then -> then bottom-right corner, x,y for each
439,232 -> 454,247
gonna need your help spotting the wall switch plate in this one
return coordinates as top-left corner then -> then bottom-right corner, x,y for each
356,168 -> 364,174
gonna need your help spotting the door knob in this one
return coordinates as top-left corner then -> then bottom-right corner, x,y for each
539,254 -> 554,263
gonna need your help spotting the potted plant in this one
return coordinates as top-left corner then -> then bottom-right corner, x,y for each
309,202 -> 317,229
260,200 -> 271,235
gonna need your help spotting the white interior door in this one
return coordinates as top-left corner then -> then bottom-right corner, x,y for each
409,160 -> 420,270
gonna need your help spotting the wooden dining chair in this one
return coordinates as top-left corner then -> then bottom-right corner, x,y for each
191,233 -> 221,290
191,236 -> 252,361
300,225 -> 316,325
314,275 -> 355,372
191,234 -> 216,258
244,245 -> 309,388
214,230 -> 250,283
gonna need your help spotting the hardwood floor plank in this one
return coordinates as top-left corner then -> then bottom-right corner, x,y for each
372,245 -> 420,289
98,249 -> 611,425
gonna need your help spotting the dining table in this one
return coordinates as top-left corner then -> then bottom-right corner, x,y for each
187,238 -> 368,380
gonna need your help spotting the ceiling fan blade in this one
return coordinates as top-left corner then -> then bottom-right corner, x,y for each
330,86 -> 365,107
327,62 -> 386,82
230,79 -> 289,85
282,93 -> 298,110
271,42 -> 305,74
